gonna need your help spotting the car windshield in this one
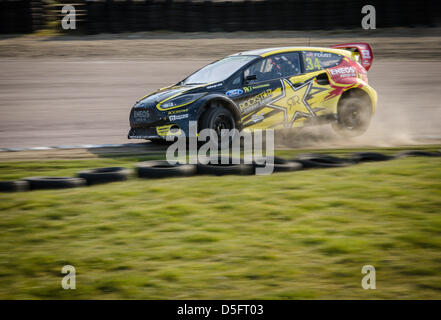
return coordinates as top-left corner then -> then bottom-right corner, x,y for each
183,55 -> 256,85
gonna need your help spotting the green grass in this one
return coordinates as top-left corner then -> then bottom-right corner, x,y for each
1,147 -> 441,299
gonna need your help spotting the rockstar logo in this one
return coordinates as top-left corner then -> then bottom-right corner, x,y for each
242,78 -> 328,129
267,79 -> 325,127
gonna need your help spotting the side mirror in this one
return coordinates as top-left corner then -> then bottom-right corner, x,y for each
245,74 -> 257,82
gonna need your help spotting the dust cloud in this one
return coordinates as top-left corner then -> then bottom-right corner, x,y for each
276,60 -> 441,149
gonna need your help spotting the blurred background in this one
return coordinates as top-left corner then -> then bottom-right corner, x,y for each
1,0 -> 440,34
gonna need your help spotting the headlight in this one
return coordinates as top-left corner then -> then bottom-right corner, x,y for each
134,101 -> 146,108
159,93 -> 205,110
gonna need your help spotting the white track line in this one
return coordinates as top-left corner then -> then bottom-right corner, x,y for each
0,143 -> 150,152
1,136 -> 440,153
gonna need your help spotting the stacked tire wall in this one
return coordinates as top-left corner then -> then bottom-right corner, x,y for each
0,0 -> 34,34
1,0 -> 440,34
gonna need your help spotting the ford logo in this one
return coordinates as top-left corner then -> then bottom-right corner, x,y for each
226,89 -> 244,97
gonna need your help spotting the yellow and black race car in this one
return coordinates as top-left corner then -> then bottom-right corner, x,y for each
128,43 -> 377,141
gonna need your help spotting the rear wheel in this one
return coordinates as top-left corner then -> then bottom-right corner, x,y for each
332,96 -> 372,137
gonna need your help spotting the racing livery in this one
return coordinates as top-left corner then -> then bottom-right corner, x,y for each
128,43 -> 377,140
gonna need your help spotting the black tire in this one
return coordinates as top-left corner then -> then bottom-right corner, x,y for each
77,167 -> 132,185
395,150 -> 441,158
332,96 -> 372,137
23,177 -> 86,190
294,159 -> 350,169
296,153 -> 353,163
197,156 -> 254,176
199,104 -> 237,148
136,160 -> 196,178
294,153 -> 353,169
0,180 -> 30,192
254,156 -> 303,173
349,152 -> 394,163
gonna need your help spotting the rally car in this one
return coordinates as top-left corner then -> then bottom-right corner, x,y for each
128,43 -> 377,141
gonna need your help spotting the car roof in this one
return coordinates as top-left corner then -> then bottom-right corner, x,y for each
231,46 -> 351,58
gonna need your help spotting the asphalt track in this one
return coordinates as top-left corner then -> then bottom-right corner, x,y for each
0,59 -> 440,149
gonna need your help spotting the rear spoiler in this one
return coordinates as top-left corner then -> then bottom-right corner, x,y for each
331,43 -> 374,71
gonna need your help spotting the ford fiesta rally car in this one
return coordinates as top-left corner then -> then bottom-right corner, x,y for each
128,43 -> 377,141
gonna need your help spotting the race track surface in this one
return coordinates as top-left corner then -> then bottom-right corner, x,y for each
0,59 -> 440,148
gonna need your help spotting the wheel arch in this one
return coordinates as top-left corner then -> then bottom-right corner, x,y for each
197,95 -> 242,130
338,87 -> 373,113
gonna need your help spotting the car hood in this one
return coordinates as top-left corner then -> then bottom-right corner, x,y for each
134,84 -> 207,108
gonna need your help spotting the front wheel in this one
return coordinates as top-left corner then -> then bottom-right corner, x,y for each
332,96 -> 372,137
199,104 -> 237,147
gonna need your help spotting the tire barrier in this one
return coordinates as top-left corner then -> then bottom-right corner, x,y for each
0,0 -> 33,34
348,152 -> 395,163
294,153 -> 354,169
254,156 -> 303,173
196,156 -> 254,176
3,0 -> 439,35
82,0 -> 440,35
77,167 -> 132,185
395,150 -> 441,158
136,160 -> 196,178
22,177 -> 86,190
1,149 -> 440,192
0,180 -> 30,192
48,1 -> 88,34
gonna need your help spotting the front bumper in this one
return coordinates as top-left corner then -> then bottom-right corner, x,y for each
128,125 -> 182,140
128,128 -> 160,140
129,104 -> 175,139
129,102 -> 195,140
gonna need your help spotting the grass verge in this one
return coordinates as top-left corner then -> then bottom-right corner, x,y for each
0,146 -> 440,299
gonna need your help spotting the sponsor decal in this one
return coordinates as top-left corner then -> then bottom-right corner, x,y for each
287,95 -> 301,108
329,66 -> 356,77
264,79 -> 326,128
226,89 -> 244,97
168,108 -> 188,115
239,89 -> 273,113
206,82 -> 223,89
307,51 -> 331,58
169,113 -> 189,121
251,114 -> 265,122
243,83 -> 270,93
134,110 -> 150,120
361,49 -> 371,59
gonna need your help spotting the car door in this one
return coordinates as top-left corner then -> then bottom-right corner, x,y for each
279,50 -> 345,127
231,52 -> 302,129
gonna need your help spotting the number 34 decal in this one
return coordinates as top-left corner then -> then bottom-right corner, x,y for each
305,57 -> 321,71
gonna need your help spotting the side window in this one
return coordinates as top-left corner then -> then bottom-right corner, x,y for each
303,51 -> 343,72
231,74 -> 242,86
244,52 -> 301,83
